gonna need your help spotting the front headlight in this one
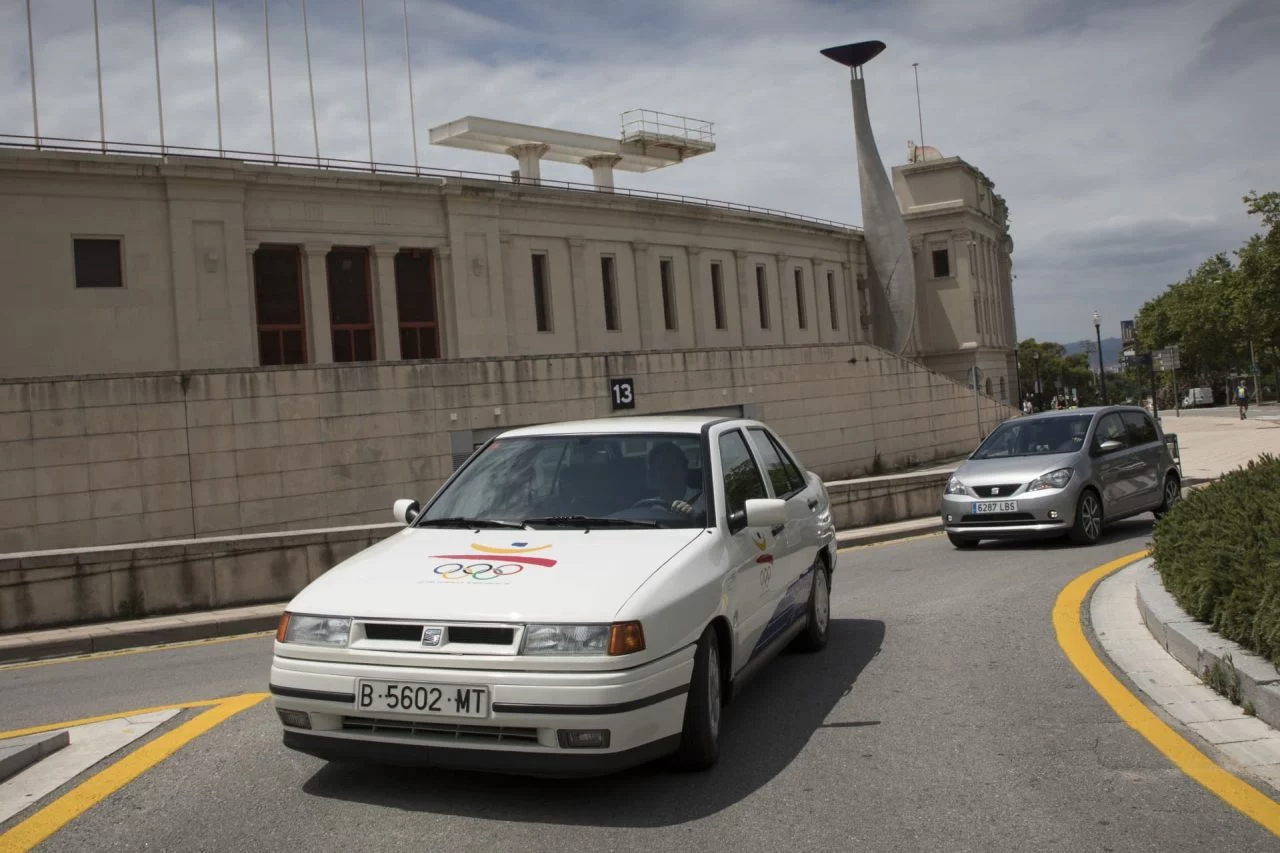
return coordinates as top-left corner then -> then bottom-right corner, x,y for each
1027,467 -> 1074,491
522,622 -> 645,656
945,475 -> 969,495
279,613 -> 352,647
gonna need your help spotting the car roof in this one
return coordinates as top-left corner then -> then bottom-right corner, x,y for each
498,414 -> 743,438
1011,405 -> 1149,423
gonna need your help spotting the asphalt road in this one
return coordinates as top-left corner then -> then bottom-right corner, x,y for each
3,519 -> 1277,852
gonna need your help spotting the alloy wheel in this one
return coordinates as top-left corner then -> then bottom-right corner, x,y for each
1082,494 -> 1102,541
707,642 -> 721,741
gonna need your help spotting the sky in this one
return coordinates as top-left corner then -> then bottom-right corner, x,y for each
1,0 -> 1277,345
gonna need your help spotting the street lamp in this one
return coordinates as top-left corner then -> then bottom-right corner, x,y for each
1093,310 -> 1108,405
961,341 -> 981,440
1032,350 -> 1041,411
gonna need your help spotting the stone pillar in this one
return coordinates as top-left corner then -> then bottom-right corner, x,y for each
568,237 -> 589,351
507,143 -> 549,183
686,246 -> 703,348
633,241 -> 652,350
582,154 -> 622,192
372,245 -> 401,361
775,253 -> 791,344
736,250 -> 753,345
436,246 -> 457,358
499,235 -> 517,354
842,261 -> 858,342
245,241 -> 261,362
301,242 -> 333,364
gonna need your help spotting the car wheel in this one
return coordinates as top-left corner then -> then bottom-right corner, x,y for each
947,533 -> 979,549
1153,473 -> 1181,519
1068,489 -> 1104,546
672,625 -> 722,771
791,560 -> 831,652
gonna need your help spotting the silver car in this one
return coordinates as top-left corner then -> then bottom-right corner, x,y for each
939,405 -> 1182,549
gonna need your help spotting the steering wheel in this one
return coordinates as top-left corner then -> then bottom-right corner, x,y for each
629,497 -> 673,510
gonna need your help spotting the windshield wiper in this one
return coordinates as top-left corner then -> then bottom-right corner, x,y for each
416,516 -> 527,530
523,515 -> 660,529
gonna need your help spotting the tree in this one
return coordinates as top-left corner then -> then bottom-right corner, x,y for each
1017,338 -> 1103,408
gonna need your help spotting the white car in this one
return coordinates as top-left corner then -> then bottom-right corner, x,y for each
269,415 -> 837,777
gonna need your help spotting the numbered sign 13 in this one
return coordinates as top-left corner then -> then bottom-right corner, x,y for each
609,378 -> 636,410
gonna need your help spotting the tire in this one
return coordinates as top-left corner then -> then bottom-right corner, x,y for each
672,625 -> 722,771
1153,473 -> 1181,519
791,560 -> 831,652
1067,489 -> 1104,546
948,533 -> 980,549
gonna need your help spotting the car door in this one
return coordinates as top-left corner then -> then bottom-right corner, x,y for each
745,427 -> 812,617
1090,412 -> 1138,517
715,426 -> 778,675
1120,411 -> 1161,509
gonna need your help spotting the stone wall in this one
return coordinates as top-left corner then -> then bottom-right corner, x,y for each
0,343 -> 1017,553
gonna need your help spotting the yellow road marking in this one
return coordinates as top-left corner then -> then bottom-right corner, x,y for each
1054,550 -> 1280,837
0,698 -> 230,741
0,692 -> 268,852
0,631 -> 273,673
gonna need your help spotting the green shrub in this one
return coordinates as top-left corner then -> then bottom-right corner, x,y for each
1151,453 -> 1280,666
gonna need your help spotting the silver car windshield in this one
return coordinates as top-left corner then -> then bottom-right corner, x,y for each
419,433 -> 709,529
972,415 -> 1093,459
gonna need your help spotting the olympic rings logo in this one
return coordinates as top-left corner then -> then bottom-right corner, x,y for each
432,562 -> 524,581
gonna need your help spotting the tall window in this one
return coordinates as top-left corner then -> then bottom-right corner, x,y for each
532,252 -> 551,332
659,258 -> 677,331
74,237 -> 123,288
601,255 -> 619,332
253,245 -> 307,366
755,265 -> 770,329
710,261 -> 726,330
932,248 -> 950,278
794,268 -> 807,330
327,248 -> 375,362
827,270 -> 839,330
395,248 -> 439,359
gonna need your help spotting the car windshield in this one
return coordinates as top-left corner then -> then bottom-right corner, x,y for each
417,432 -> 708,529
971,415 -> 1093,459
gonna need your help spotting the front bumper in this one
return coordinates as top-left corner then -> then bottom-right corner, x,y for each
939,484 -> 1080,539
269,643 -> 695,777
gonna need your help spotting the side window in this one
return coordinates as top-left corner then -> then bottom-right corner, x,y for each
755,429 -> 806,493
747,428 -> 803,497
1121,412 -> 1158,445
1092,414 -> 1128,451
718,430 -> 768,518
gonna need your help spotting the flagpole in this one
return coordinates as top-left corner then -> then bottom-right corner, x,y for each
212,0 -> 223,155
93,0 -> 105,152
264,0 -> 277,160
360,0 -> 374,169
25,0 -> 40,146
402,0 -> 418,171
302,0 -> 320,163
152,0 -> 165,152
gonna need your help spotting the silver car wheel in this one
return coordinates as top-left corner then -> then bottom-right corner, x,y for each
1164,477 -> 1179,508
707,642 -> 721,741
1081,493 -> 1102,541
814,568 -> 830,636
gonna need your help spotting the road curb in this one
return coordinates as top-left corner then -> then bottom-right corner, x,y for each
0,730 -> 70,782
1135,560 -> 1280,730
837,518 -> 942,547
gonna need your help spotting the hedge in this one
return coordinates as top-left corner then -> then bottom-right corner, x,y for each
1151,453 -> 1280,666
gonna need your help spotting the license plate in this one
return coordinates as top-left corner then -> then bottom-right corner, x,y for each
972,501 -> 1018,513
355,680 -> 489,718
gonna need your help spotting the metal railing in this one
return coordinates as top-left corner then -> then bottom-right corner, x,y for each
0,133 -> 861,234
620,109 -> 716,149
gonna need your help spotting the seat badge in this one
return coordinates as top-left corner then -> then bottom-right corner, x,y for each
421,626 -> 444,647
991,487 -> 1000,495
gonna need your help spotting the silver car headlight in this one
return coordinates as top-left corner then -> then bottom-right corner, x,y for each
279,613 -> 352,647
522,622 -> 645,656
1027,467 -> 1074,491
945,475 -> 969,496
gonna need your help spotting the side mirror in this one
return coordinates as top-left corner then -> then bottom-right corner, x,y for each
744,498 -> 788,529
1098,440 -> 1124,454
393,499 -> 421,525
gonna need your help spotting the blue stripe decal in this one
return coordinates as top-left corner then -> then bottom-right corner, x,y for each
747,564 -> 813,662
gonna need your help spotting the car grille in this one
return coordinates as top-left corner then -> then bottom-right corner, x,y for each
342,716 -> 540,744
956,513 -> 1038,525
972,484 -> 1024,498
362,623 -> 516,645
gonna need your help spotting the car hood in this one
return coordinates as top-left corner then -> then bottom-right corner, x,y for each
955,453 -> 1078,486
286,526 -> 706,623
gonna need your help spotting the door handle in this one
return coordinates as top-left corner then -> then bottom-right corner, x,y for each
771,524 -> 785,536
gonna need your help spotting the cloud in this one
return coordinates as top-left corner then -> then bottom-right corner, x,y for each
0,0 -> 1276,345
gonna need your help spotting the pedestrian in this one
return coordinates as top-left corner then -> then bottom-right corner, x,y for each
1236,381 -> 1249,420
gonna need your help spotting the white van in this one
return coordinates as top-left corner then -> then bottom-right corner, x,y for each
1182,387 -> 1213,408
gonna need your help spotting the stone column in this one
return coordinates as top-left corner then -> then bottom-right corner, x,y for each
734,250 -> 752,346
301,242 -> 333,364
775,253 -> 791,344
582,154 -> 622,192
499,235 -> 517,353
436,246 -> 457,358
245,241 -> 261,363
372,245 -> 401,361
507,143 -> 549,183
686,246 -> 703,348
842,261 -> 858,342
568,237 -> 589,351
633,241 -> 652,350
